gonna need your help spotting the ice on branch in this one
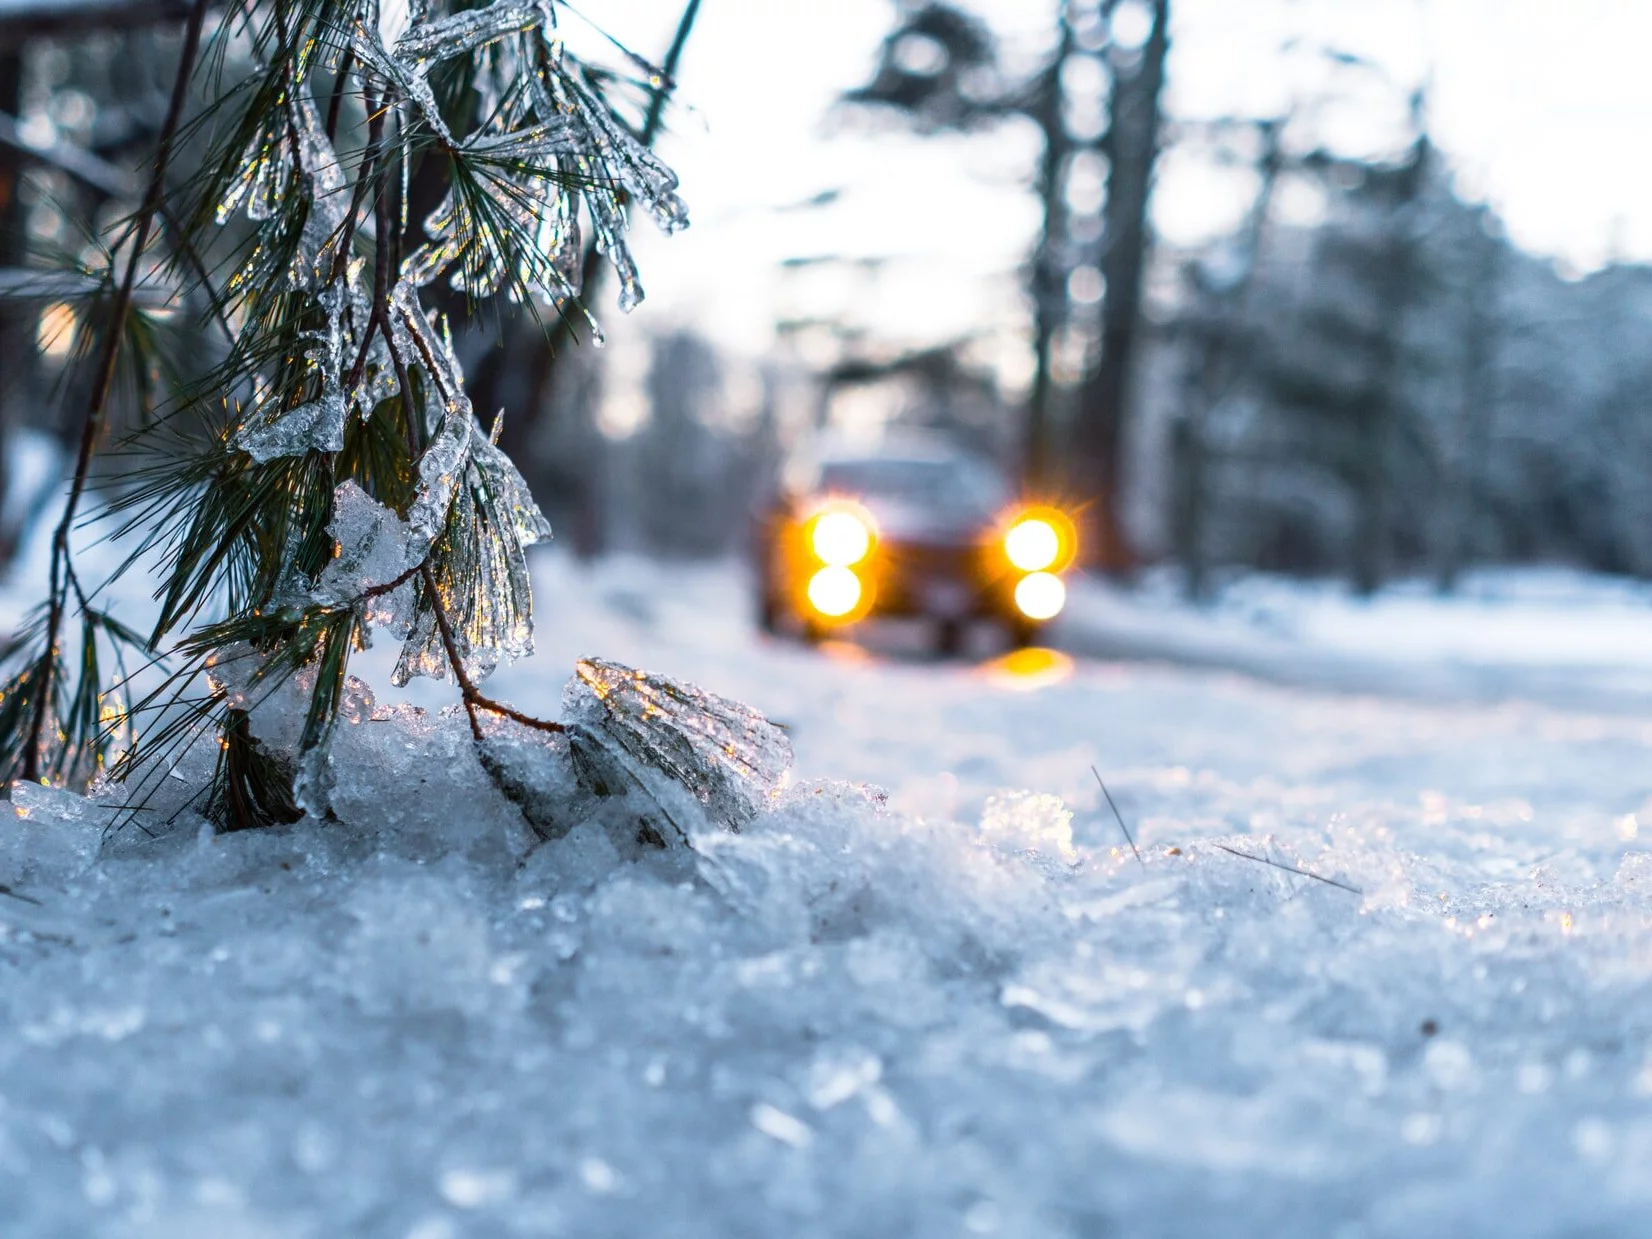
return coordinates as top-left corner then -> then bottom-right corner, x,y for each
218,91 -> 349,290
392,6 -> 690,318
312,482 -> 416,608
232,392 -> 349,462
136,0 -> 692,823
391,0 -> 547,64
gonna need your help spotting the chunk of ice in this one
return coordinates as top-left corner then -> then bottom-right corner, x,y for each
312,481 -> 417,605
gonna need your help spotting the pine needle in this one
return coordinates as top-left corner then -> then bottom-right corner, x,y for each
1212,843 -> 1363,895
0,884 -> 43,907
1092,765 -> 1143,868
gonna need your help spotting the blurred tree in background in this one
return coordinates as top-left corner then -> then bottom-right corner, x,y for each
6,0 -> 1652,670
846,0 -> 1172,573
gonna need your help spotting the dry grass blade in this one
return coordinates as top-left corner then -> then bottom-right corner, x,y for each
1212,843 -> 1363,895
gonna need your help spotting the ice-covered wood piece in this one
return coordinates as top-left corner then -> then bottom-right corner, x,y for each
480,659 -> 792,847
565,658 -> 792,832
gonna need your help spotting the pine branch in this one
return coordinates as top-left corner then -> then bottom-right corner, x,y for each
541,0 -> 699,354
421,564 -> 565,741
17,0 -> 211,785
8,0 -> 685,819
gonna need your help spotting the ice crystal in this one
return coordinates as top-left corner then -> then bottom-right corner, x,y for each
477,660 -> 792,847
388,420 -> 552,688
391,0 -> 545,63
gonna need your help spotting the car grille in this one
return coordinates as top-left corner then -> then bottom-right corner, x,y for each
883,540 -> 978,580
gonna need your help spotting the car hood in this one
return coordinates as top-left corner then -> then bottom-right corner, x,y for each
859,497 -> 987,548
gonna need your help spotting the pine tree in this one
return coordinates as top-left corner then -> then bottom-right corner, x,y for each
0,0 -> 697,826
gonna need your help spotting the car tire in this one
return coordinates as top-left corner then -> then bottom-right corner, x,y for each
757,589 -> 783,635
934,618 -> 967,658
1007,619 -> 1041,649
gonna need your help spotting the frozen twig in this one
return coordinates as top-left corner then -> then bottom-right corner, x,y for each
420,565 -> 565,742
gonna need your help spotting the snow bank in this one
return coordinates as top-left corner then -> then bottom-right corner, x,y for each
3,554 -> 1652,1236
2,649 -> 1651,1236
1062,566 -> 1652,712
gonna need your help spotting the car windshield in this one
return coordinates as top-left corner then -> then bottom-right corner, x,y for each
818,456 -> 1008,519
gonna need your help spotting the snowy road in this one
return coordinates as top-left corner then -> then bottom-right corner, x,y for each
5,553 -> 1652,1236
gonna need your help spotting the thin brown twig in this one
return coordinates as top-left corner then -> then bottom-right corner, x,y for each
359,561 -> 422,601
1212,843 -> 1363,896
420,564 -> 483,741
419,565 -> 565,742
470,695 -> 566,735
21,0 -> 212,784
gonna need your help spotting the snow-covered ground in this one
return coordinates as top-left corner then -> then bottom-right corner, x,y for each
1064,566 -> 1652,713
5,551 -> 1652,1237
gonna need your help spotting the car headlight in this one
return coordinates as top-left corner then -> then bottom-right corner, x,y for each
1002,506 -> 1076,573
1005,517 -> 1061,572
807,566 -> 863,617
1014,572 -> 1066,620
810,508 -> 873,566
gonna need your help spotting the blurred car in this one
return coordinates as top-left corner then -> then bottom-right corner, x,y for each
754,436 -> 1077,654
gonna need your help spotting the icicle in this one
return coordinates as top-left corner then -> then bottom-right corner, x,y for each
349,20 -> 455,144
289,91 -> 350,289
387,417 -> 552,687
470,419 -> 554,549
555,63 -> 690,235
392,0 -> 544,64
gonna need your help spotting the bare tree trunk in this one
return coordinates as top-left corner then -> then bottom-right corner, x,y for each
1072,0 -> 1169,573
1022,19 -> 1072,491
1352,128 -> 1428,597
0,50 -> 28,566
1433,213 -> 1501,593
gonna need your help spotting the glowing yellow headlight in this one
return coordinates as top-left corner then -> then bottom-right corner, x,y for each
1014,572 -> 1066,621
810,509 -> 873,566
807,565 -> 863,618
1005,517 -> 1061,572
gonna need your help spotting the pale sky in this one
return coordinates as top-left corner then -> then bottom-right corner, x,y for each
568,0 -> 1652,397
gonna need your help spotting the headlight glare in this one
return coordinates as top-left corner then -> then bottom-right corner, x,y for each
807,566 -> 863,618
1014,572 -> 1066,621
1005,517 -> 1061,572
810,509 -> 873,566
